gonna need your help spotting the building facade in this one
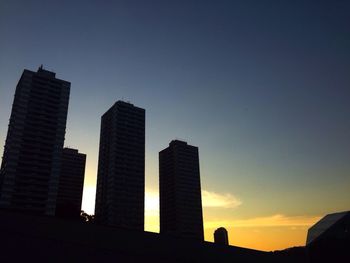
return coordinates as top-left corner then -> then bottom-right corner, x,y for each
0,66 -> 70,215
159,140 -> 204,240
306,211 -> 350,263
55,148 -> 86,218
95,101 -> 145,230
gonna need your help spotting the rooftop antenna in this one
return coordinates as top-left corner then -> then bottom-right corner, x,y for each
175,137 -> 188,143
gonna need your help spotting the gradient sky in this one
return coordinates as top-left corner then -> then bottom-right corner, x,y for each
1,0 -> 349,251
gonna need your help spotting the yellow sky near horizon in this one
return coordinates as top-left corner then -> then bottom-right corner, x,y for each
82,185 -> 322,251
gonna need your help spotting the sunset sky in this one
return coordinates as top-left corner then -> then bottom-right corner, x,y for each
1,0 -> 349,251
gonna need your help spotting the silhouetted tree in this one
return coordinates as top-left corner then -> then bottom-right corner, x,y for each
80,210 -> 95,223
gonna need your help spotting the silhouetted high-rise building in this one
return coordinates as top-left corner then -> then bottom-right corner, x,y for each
55,148 -> 86,218
214,227 -> 229,245
0,66 -> 70,215
159,140 -> 204,240
95,101 -> 145,230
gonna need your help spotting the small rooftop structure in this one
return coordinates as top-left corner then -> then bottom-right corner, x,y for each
214,227 -> 229,245
37,64 -> 56,77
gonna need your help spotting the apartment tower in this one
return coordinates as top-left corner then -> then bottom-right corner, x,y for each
0,66 -> 70,215
95,101 -> 145,230
159,140 -> 204,240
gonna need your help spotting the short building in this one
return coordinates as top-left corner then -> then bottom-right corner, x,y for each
55,148 -> 86,218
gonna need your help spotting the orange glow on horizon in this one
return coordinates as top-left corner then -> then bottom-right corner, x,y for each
205,226 -> 312,251
82,186 -> 321,251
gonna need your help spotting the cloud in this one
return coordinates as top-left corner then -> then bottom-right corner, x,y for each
204,214 -> 322,229
144,189 -> 242,232
202,190 -> 242,209
145,189 -> 242,215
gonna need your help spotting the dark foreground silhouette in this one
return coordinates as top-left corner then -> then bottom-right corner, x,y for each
0,210 -> 348,262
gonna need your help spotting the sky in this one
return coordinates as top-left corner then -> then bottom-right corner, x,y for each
1,0 -> 350,251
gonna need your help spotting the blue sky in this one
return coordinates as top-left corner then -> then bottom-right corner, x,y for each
1,0 -> 349,250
